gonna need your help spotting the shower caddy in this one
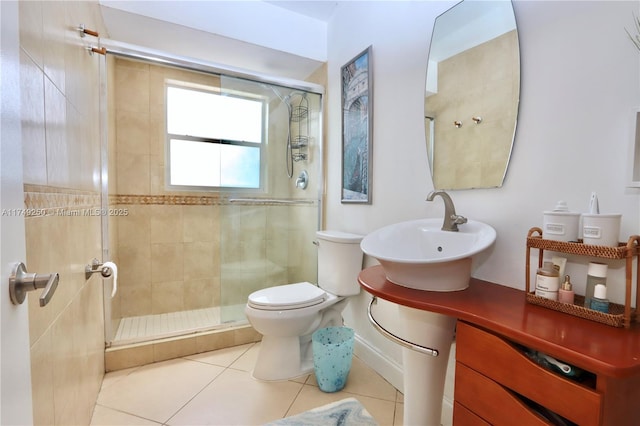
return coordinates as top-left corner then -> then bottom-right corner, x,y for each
289,94 -> 309,163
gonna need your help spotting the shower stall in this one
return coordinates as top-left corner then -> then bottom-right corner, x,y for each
101,44 -> 323,347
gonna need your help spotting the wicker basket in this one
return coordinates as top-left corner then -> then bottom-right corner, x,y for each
527,233 -> 632,259
525,227 -> 640,329
526,293 -> 627,328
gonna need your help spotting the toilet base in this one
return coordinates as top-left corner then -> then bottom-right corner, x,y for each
247,299 -> 349,381
252,335 -> 314,381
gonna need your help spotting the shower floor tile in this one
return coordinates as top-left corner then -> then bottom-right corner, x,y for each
113,305 -> 247,346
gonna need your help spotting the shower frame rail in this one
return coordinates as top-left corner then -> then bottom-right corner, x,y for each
228,198 -> 316,205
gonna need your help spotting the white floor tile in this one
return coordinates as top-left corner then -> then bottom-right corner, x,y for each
96,358 -> 224,423
307,356 -> 398,402
93,344 -> 401,426
184,343 -> 254,367
166,368 -> 304,425
228,341 -> 261,372
90,405 -> 161,425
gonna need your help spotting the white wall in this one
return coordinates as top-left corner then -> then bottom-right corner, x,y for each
327,0 -> 640,384
100,0 -> 328,61
99,4 -> 326,81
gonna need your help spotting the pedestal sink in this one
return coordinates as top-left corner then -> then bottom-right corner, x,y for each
361,217 -> 496,425
360,218 -> 496,291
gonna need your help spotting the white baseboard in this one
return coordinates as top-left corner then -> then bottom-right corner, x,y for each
353,333 -> 404,391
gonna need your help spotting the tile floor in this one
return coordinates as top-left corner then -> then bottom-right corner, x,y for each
91,342 -> 404,425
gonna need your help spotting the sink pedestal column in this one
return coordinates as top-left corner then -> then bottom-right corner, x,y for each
399,306 -> 456,426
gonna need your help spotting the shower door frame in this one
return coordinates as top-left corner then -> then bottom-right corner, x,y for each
99,38 -> 325,347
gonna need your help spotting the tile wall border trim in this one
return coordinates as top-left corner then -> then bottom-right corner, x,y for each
23,184 -> 101,212
112,194 -> 316,207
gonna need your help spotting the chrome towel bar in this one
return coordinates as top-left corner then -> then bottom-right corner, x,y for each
367,296 -> 439,357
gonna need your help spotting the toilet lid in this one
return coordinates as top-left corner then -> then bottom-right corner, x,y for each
248,282 -> 326,310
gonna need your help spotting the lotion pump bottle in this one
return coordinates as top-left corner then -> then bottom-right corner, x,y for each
558,275 -> 575,304
590,284 -> 610,313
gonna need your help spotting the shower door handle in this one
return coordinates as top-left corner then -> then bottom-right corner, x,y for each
9,262 -> 60,307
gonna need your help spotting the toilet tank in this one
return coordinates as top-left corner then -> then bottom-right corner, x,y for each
316,230 -> 364,296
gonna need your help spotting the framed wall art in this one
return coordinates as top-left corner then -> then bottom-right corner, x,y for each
341,46 -> 373,204
627,107 -> 640,188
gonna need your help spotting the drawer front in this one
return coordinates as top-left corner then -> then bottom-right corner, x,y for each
456,322 -> 602,426
453,401 -> 491,426
455,363 -> 551,426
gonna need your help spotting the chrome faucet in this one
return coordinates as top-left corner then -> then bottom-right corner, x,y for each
426,190 -> 467,232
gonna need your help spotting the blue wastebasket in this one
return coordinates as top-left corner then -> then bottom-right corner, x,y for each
312,326 -> 355,393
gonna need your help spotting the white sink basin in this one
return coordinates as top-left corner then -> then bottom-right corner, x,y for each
360,218 -> 496,291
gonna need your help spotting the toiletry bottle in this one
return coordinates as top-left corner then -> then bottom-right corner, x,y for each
535,261 -> 560,301
584,262 -> 607,308
558,275 -> 575,304
589,284 -> 610,313
552,257 -> 567,279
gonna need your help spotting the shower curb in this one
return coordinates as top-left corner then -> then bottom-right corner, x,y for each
104,324 -> 261,372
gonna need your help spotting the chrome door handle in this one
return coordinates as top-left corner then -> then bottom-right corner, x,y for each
9,262 -> 59,307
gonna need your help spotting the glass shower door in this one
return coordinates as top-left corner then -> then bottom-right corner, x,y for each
219,77 -> 322,324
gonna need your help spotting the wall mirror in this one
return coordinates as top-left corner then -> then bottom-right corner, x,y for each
425,0 -> 520,190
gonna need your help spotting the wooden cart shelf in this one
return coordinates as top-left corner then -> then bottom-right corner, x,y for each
525,227 -> 640,328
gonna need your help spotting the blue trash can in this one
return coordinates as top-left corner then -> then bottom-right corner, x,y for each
312,326 -> 355,393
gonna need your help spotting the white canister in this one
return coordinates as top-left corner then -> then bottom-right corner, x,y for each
582,214 -> 622,247
543,201 -> 580,242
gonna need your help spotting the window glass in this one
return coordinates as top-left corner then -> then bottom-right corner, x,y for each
220,144 -> 260,188
166,84 -> 264,190
167,86 -> 262,142
169,139 -> 221,187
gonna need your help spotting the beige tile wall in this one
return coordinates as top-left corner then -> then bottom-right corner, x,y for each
426,30 -> 519,189
111,58 -> 321,319
19,1 -> 107,424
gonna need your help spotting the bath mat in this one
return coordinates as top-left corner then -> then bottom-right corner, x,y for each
264,397 -> 378,426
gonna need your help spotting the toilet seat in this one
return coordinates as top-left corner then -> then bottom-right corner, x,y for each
248,282 -> 327,311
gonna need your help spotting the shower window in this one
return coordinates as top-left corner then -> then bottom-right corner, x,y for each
166,83 -> 265,190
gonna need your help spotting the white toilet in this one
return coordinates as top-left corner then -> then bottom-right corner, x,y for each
245,230 -> 364,381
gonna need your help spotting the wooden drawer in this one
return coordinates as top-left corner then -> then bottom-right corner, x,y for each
455,363 -> 551,425
453,401 -> 491,426
456,322 -> 602,426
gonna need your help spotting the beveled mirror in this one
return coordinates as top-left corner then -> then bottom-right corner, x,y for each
425,0 -> 520,190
